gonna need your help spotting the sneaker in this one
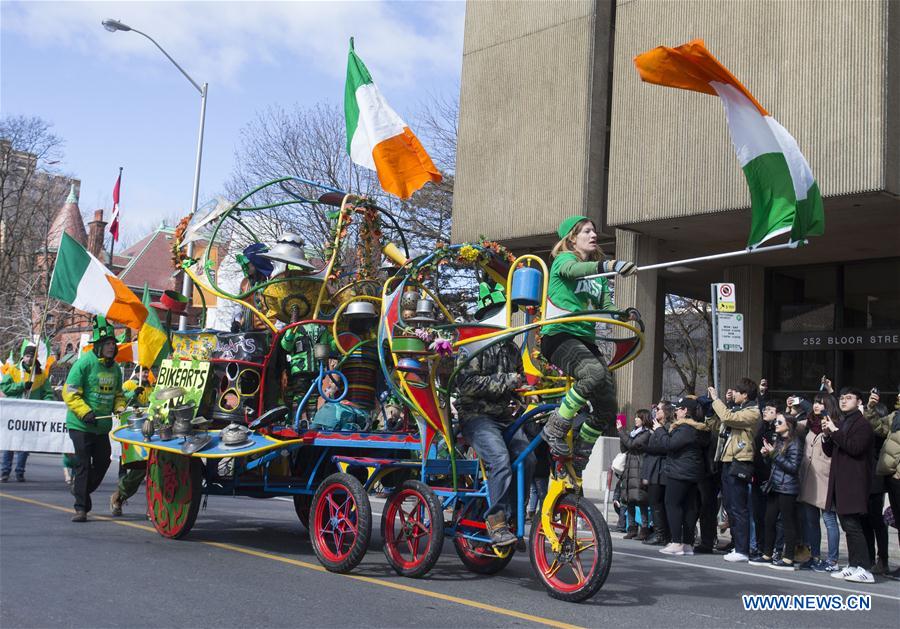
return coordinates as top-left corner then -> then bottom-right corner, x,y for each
822,561 -> 841,573
659,542 -> 684,555
831,565 -> 856,579
681,544 -> 694,556
715,540 -> 735,553
71,510 -> 87,523
798,557 -> 818,570
769,558 -> 797,571
0,475 -> 8,483
15,474 -> 24,482
772,550 -> 783,563
723,551 -> 750,563
485,512 -> 517,547
844,566 -> 875,583
749,555 -> 771,566
109,492 -> 124,517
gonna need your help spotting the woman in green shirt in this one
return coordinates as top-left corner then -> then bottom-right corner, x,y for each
540,216 -> 637,469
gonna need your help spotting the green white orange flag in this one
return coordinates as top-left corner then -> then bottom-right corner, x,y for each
137,284 -> 170,368
344,38 -> 442,199
634,39 -> 824,248
49,232 -> 148,329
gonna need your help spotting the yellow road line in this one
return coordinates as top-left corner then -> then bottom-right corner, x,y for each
1,492 -> 584,629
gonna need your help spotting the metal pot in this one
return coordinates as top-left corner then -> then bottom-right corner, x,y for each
313,343 -> 331,361
171,404 -> 195,437
128,412 -> 148,430
157,423 -> 173,441
345,300 -> 378,320
221,422 -> 251,446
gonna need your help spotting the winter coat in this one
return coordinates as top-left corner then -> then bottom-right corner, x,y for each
872,411 -> 900,480
712,399 -> 759,463
454,340 -> 523,424
62,351 -> 126,434
798,424 -> 832,509
823,410 -> 873,515
642,425 -> 669,485
753,419 -> 778,485
0,361 -> 54,400
765,435 -> 802,495
618,427 -> 651,504
656,419 -> 710,482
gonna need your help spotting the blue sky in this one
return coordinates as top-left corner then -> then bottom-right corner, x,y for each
1,0 -> 465,243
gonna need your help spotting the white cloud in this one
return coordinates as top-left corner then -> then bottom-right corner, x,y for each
2,0 -> 466,91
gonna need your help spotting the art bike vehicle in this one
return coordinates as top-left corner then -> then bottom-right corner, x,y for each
110,177 -> 645,601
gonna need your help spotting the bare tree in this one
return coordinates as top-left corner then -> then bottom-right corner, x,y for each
662,295 -> 713,397
0,116 -> 72,358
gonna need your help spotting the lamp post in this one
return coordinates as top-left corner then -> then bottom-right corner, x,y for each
102,18 -> 206,331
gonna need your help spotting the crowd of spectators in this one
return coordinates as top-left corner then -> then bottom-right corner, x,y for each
612,377 -> 900,584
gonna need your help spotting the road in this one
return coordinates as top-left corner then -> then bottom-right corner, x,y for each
1,454 -> 898,628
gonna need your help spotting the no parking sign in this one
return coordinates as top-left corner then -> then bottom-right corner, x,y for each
715,283 -> 736,312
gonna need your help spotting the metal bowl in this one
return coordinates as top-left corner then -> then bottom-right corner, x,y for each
128,413 -> 149,430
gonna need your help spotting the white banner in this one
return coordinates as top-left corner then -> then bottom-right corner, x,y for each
0,398 -> 121,459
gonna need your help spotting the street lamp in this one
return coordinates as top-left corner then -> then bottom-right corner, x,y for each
102,18 -> 207,331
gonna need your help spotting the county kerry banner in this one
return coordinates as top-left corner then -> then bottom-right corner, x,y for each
0,398 -> 74,453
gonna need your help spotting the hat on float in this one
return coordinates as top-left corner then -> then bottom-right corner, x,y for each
474,282 -> 506,319
557,215 -> 590,239
150,289 -> 189,314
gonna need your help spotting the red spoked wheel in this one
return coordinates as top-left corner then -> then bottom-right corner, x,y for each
310,472 -> 372,573
452,498 -> 515,575
381,480 -> 444,577
529,493 -> 611,602
145,449 -> 203,539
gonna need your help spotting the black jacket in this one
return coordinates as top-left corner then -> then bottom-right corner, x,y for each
618,427 -> 651,504
655,419 -> 710,482
753,419 -> 778,485
765,435 -> 802,495
824,410 -> 874,515
642,426 -> 669,485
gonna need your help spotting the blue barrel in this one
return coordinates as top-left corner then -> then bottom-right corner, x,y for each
510,267 -> 542,306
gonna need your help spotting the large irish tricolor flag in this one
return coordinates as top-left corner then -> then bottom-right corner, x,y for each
634,39 -> 824,248
49,232 -> 147,330
344,38 -> 442,199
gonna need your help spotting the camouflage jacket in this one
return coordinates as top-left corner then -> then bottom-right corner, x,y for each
454,341 -> 523,424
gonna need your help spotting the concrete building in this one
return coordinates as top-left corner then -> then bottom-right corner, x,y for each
453,0 -> 900,416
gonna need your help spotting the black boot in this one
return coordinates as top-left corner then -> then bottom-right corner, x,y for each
541,411 -> 572,457
623,525 -> 638,539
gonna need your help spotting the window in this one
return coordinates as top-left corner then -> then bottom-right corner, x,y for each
843,259 -> 900,329
769,266 -> 837,332
768,350 -> 834,396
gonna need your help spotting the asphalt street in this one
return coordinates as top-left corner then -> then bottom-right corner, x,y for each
1,454 -> 898,628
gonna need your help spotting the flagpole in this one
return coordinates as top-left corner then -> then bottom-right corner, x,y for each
109,167 -> 122,265
582,240 -> 806,280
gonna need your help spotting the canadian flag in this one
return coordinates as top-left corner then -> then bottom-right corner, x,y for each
108,169 -> 121,242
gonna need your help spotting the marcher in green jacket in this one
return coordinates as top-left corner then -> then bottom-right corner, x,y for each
0,340 -> 55,482
62,316 -> 125,521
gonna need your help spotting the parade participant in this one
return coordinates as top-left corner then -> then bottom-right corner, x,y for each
62,316 -> 126,522
709,378 -> 760,563
110,369 -> 153,517
0,340 -> 55,482
455,283 -> 535,547
231,243 -> 274,332
539,216 -> 637,467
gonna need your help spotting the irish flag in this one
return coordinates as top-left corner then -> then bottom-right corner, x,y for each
49,232 -> 147,330
634,39 -> 824,248
344,38 -> 442,199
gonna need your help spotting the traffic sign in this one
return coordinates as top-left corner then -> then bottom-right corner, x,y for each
716,312 -> 744,352
716,283 -> 736,312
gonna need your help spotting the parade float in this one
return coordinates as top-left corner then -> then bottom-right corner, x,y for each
109,177 -> 645,602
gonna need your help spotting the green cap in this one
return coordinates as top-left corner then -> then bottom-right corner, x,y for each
557,215 -> 590,239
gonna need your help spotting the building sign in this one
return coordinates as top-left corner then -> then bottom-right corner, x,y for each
716,312 -> 744,352
767,330 -> 900,351
715,283 -> 736,312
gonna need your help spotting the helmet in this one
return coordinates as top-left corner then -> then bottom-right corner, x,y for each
474,282 -> 505,319
91,316 -> 116,344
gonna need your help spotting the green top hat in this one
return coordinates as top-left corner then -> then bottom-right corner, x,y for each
474,282 -> 505,319
91,315 -> 116,344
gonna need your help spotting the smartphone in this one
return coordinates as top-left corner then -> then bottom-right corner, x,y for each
872,387 -> 879,395
615,413 -> 626,429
